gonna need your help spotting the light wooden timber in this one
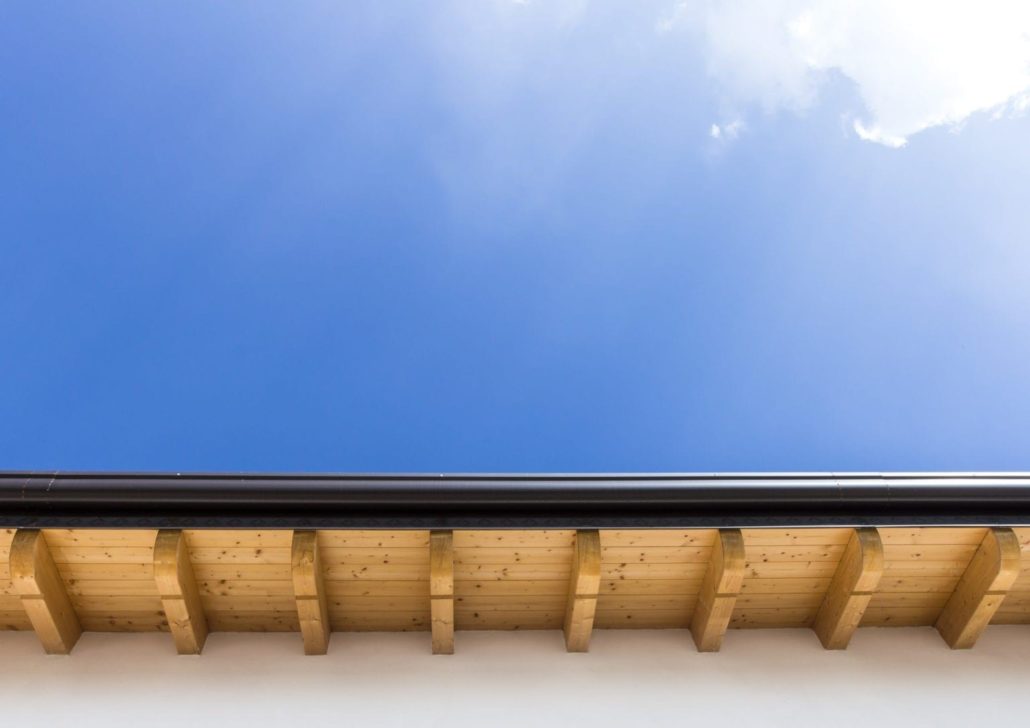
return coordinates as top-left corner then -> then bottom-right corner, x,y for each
812,528 -> 884,649
430,530 -> 454,654
935,527 -> 1021,648
154,530 -> 208,654
10,529 -> 82,654
292,530 -> 330,655
563,530 -> 601,652
1,526 -> 1028,646
689,529 -> 745,652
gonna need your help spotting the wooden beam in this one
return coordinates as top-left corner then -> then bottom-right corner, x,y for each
812,527 -> 884,649
935,527 -> 1021,649
430,530 -> 454,654
563,529 -> 602,652
154,530 -> 208,654
690,529 -> 745,652
292,530 -> 330,655
10,529 -> 81,654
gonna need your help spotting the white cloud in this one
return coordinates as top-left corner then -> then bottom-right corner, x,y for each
676,0 -> 1030,147
710,118 -> 744,141
853,120 -> 906,149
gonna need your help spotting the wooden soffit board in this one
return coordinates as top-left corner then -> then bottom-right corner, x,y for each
1,526 -> 1029,654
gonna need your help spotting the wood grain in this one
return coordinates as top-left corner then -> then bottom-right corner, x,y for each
0,526 -> 1024,642
563,530 -> 601,652
812,528 -> 884,649
10,529 -> 82,654
292,530 -> 330,655
154,530 -> 208,654
689,529 -> 745,652
430,530 -> 454,654
935,527 -> 1020,648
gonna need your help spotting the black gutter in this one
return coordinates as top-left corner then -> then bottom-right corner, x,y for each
2,472 -> 1030,528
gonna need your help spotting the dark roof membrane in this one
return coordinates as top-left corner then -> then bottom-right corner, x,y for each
2,472 -> 1030,528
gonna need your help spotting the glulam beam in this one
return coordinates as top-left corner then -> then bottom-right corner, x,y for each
563,529 -> 602,652
430,530 -> 454,654
935,527 -> 1020,649
292,530 -> 330,655
154,530 -> 208,654
690,529 -> 745,652
10,529 -> 81,654
813,528 -> 884,649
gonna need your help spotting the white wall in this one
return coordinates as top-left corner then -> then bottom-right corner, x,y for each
2,626 -> 1028,726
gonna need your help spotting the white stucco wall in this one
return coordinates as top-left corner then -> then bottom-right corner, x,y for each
2,626 -> 1027,726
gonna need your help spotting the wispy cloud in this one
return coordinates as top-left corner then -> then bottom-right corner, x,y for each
709,118 -> 744,141
671,0 -> 1030,147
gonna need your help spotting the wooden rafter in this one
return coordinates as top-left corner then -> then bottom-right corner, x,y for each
935,527 -> 1021,649
292,530 -> 330,655
690,529 -> 745,652
10,529 -> 81,654
563,529 -> 602,652
430,530 -> 454,654
813,527 -> 884,649
154,530 -> 208,654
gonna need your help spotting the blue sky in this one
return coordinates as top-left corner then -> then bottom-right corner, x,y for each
2,3 -> 1029,472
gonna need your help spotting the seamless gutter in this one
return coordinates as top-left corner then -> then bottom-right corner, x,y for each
2,471 -> 1030,528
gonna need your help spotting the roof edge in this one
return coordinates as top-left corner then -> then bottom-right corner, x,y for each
1,471 -> 1030,528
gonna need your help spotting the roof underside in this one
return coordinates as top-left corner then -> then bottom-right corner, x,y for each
3,473 -> 1029,654
2,525 -> 1029,654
